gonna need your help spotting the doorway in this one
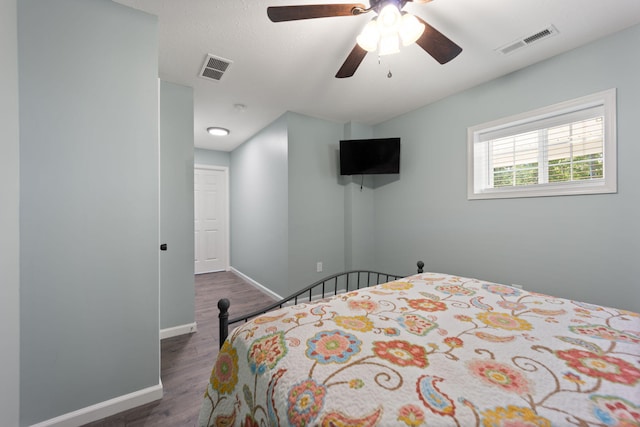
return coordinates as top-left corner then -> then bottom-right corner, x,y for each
194,165 -> 229,273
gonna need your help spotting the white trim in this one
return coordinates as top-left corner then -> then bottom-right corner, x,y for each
29,382 -> 163,427
160,322 -> 197,340
157,77 -> 162,383
194,164 -> 230,272
468,88 -> 617,200
230,267 -> 283,300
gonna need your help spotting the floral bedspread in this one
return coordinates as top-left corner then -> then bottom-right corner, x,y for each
198,273 -> 640,426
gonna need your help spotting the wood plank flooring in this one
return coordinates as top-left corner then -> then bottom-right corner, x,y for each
84,271 -> 276,426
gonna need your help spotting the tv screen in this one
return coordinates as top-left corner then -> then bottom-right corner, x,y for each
339,137 -> 400,175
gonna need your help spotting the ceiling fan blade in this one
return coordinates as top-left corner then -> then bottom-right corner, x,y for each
267,4 -> 366,22
335,44 -> 368,78
414,16 -> 462,64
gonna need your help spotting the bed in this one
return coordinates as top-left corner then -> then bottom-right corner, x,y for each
198,263 -> 640,426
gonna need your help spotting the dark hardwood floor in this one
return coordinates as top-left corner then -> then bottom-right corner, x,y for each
85,271 -> 275,426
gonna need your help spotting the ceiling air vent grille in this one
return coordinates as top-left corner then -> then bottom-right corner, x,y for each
523,28 -> 553,44
497,25 -> 559,55
199,54 -> 232,81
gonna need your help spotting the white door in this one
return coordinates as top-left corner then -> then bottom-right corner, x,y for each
194,166 -> 229,273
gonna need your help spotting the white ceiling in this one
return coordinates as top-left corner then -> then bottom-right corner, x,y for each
114,0 -> 640,152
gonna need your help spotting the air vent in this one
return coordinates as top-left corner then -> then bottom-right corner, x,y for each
497,25 -> 559,55
199,54 -> 232,81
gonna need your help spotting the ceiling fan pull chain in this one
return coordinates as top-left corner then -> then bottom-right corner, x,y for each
377,55 -> 392,77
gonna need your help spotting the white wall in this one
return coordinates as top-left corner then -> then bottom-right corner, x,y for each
18,0 -> 160,424
160,81 -> 195,330
373,24 -> 640,312
0,0 -> 20,424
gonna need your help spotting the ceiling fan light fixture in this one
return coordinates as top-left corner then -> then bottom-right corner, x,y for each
377,4 -> 402,34
378,32 -> 400,56
356,5 -> 424,56
356,19 -> 380,52
399,13 -> 425,46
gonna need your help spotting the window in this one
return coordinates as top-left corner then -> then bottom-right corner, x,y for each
467,89 -> 617,200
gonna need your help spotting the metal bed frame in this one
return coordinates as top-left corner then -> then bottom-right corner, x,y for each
217,261 -> 424,348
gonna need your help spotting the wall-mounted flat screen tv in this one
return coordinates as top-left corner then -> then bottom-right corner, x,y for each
339,137 -> 400,175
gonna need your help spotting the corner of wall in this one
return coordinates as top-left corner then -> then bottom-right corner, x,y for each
0,0 -> 20,425
341,122 -> 377,271
230,113 -> 290,295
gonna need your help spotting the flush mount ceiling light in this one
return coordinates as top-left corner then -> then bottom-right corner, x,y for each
207,127 -> 230,136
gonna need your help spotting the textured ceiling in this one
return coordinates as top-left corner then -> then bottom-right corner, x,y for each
114,0 -> 640,151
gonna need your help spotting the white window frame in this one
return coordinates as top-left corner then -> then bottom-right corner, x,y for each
467,89 -> 617,200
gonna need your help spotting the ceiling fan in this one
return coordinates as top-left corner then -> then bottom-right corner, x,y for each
267,0 -> 462,78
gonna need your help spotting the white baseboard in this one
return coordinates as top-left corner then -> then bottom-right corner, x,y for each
30,381 -> 163,427
229,267 -> 283,300
160,322 -> 197,340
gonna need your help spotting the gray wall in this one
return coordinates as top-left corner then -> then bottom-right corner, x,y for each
0,0 -> 20,424
372,24 -> 640,313
230,115 -> 289,296
229,25 -> 640,313
195,147 -> 230,167
18,1 -> 159,424
343,122 -> 377,271
231,113 -> 354,295
287,113 -> 346,287
160,81 -> 195,330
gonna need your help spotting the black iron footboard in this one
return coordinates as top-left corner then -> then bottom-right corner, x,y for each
217,261 -> 424,348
